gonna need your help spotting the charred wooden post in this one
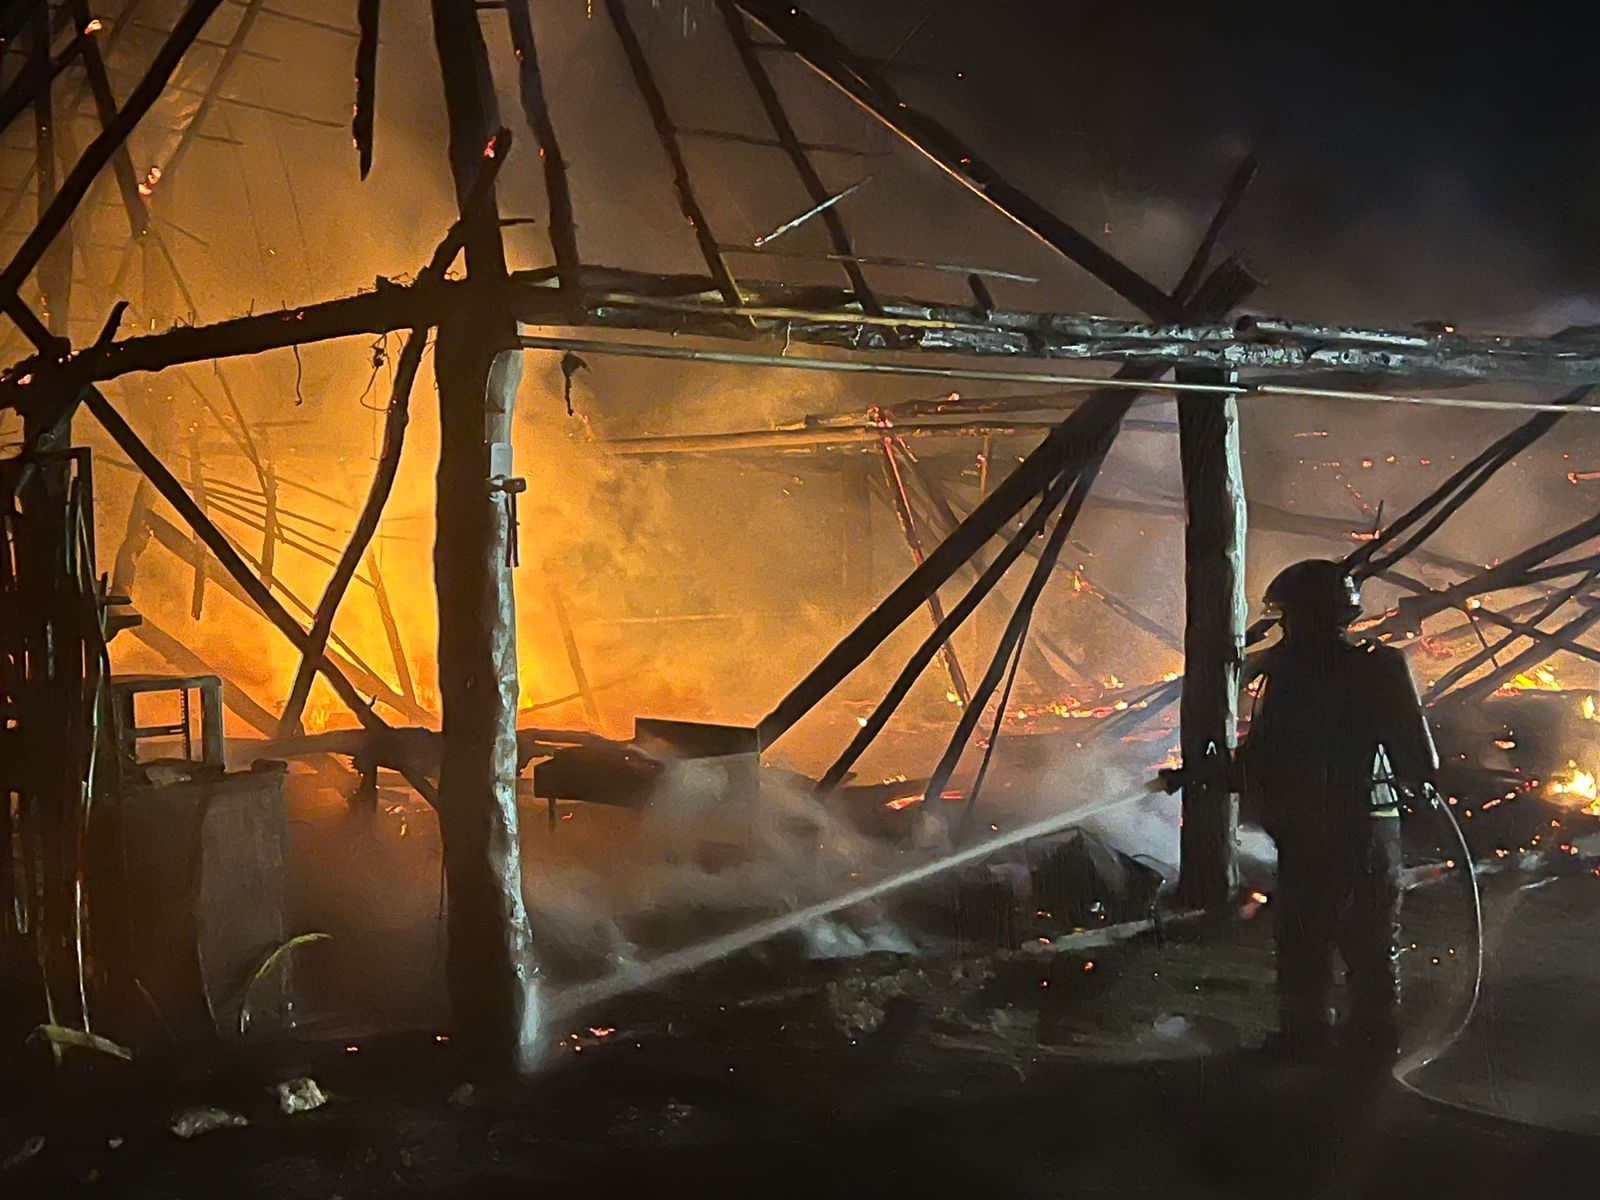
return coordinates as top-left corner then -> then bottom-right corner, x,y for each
430,3 -> 539,1075
1175,368 -> 1244,910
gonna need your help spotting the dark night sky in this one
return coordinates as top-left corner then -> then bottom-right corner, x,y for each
804,1 -> 1600,325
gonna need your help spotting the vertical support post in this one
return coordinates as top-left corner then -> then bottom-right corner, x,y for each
430,2 -> 538,1076
1176,368 -> 1244,910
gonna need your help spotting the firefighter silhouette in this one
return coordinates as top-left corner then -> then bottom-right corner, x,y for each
1242,559 -> 1438,1058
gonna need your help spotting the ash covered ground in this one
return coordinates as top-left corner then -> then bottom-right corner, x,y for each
5,748 -> 1600,1198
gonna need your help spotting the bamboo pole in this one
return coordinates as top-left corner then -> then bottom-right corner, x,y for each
923,438 -> 1123,817
1426,570 -> 1600,698
70,0 -> 151,238
760,376 -> 1145,748
367,547 -> 417,706
547,582 -> 600,729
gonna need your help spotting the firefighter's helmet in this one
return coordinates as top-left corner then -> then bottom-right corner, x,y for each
1263,558 -> 1362,629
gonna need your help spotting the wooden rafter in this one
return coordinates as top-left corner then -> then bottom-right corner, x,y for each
604,0 -> 741,307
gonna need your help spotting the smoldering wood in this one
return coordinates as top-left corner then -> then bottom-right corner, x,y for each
1438,605 -> 1600,706
1350,384 -> 1591,577
759,383 -> 1138,747
71,0 -> 151,237
732,1 -> 1179,321
1425,570 -> 1600,697
895,452 -> 1091,685
19,267 -> 1600,409
604,0 -> 742,307
1363,509 -> 1600,642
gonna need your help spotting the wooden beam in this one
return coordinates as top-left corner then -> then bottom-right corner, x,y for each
718,0 -> 880,313
759,376 -> 1147,748
0,0 -> 224,344
278,149 -> 501,739
504,1 -> 583,323
153,0 -> 266,193
82,388 -> 440,804
30,2 -> 71,336
733,1 -> 1178,321
353,0 -> 379,179
71,0 -> 151,238
817,471 -> 1077,794
604,0 -> 741,307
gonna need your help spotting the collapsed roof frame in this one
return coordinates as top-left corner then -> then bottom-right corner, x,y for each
0,0 -> 1596,1068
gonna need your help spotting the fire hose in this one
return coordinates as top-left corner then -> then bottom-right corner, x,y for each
1397,784 -> 1483,1078
1157,766 -> 1484,1072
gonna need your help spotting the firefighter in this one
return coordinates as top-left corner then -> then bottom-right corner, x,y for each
1241,558 -> 1438,1061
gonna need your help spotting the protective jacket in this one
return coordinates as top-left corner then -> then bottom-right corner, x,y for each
1244,636 -> 1438,849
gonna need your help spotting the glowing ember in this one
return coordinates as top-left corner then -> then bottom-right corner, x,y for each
1549,760 -> 1600,816
1500,664 -> 1561,693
